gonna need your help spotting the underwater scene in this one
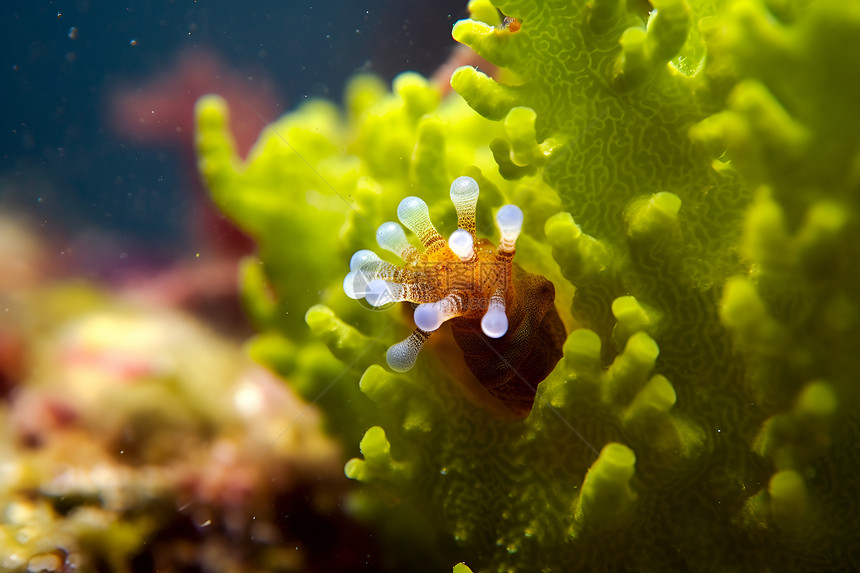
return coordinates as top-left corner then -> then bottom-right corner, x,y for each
2,1 -> 859,572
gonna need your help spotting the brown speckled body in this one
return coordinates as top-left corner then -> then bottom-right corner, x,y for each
450,264 -> 565,416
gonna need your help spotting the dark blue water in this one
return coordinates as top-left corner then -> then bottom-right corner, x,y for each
1,1 -> 465,276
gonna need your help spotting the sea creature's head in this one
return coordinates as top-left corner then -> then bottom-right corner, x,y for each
344,176 -> 565,415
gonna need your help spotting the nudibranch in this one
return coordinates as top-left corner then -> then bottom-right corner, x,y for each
343,176 -> 565,415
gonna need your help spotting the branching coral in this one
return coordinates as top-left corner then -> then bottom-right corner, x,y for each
194,0 -> 860,571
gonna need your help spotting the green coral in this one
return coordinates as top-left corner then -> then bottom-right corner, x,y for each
195,0 -> 860,571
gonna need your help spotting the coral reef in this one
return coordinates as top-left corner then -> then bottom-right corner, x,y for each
194,0 -> 860,571
0,278 -> 374,572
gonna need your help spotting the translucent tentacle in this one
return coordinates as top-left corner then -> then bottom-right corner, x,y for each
347,250 -> 419,283
413,292 -> 469,332
448,228 -> 476,261
364,278 -> 438,306
481,288 -> 509,338
496,204 -> 524,253
350,249 -> 381,271
449,176 -> 480,236
376,221 -> 419,262
386,328 -> 433,372
397,196 -> 446,252
364,279 -> 404,307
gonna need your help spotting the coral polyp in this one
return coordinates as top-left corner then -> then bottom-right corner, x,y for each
344,176 -> 565,414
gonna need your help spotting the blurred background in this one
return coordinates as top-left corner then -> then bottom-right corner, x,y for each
1,0 -> 466,280
0,3 -> 468,571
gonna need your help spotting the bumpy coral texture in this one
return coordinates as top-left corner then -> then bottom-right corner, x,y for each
195,0 -> 860,571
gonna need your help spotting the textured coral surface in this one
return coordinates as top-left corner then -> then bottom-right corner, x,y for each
195,0 -> 860,571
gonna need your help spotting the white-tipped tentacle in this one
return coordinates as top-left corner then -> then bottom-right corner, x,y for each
495,204 -> 524,253
386,328 -> 433,372
345,249 -> 420,288
350,249 -> 382,271
448,228 -> 475,261
449,176 -> 480,235
413,292 -> 466,332
397,196 -> 446,252
481,289 -> 509,338
364,279 -> 405,307
376,221 -> 419,262
343,270 -> 371,299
